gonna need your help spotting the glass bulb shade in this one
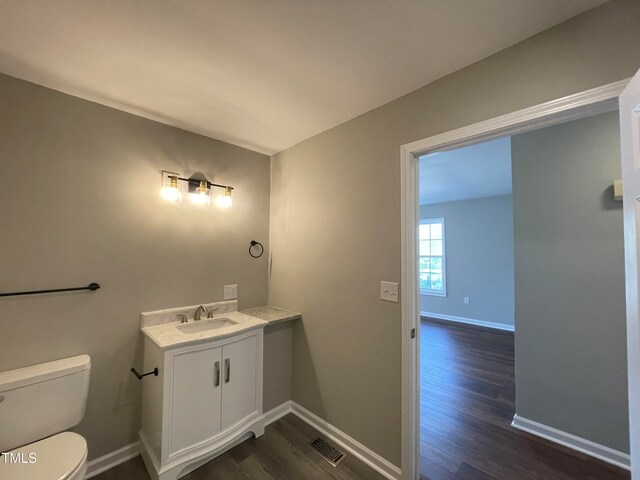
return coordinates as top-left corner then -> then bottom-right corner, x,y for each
190,181 -> 211,205
161,176 -> 181,203
216,187 -> 233,209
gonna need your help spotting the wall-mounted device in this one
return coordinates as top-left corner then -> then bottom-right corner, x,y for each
614,179 -> 623,202
380,281 -> 399,302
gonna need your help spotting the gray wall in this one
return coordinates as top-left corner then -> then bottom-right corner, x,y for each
420,195 -> 514,328
0,73 -> 276,460
512,111 -> 628,452
269,0 -> 640,466
263,323 -> 292,411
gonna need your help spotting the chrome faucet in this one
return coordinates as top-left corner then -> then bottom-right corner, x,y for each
194,305 -> 207,321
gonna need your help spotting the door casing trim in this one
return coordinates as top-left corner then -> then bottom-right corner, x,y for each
400,78 -> 630,479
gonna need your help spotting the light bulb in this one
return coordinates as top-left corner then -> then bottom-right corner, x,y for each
216,186 -> 233,209
190,181 -> 211,206
161,176 -> 181,203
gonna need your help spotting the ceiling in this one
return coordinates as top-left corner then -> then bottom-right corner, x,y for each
419,137 -> 512,205
0,1 -> 607,155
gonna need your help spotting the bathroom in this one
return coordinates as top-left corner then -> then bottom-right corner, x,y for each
2,2 -> 640,480
0,66 -> 307,478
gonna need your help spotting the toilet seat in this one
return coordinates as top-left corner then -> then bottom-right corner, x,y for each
0,431 -> 87,480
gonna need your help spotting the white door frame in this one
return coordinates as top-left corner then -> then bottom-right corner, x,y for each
620,71 -> 640,480
400,79 -> 629,479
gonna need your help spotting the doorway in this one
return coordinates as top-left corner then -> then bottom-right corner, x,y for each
417,112 -> 629,479
400,79 -> 631,480
418,136 -> 516,476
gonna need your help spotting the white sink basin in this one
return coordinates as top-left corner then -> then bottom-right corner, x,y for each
142,309 -> 268,349
176,317 -> 238,334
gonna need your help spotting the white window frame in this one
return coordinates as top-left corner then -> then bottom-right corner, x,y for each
419,217 -> 446,297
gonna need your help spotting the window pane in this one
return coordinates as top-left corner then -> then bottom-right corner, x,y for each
430,256 -> 442,273
419,257 -> 430,271
431,274 -> 443,292
419,224 -> 431,240
419,273 -> 430,291
420,220 -> 445,294
430,222 -> 442,239
430,240 -> 442,256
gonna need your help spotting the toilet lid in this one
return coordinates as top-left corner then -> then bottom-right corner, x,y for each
0,432 -> 87,480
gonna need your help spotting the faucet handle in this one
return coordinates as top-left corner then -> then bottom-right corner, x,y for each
207,306 -> 220,318
177,314 -> 188,323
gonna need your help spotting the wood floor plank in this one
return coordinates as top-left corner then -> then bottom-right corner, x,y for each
420,316 -> 630,480
420,457 -> 459,480
237,454 -> 276,480
455,462 -> 497,480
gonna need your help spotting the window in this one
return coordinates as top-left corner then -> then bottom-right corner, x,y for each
419,218 -> 446,296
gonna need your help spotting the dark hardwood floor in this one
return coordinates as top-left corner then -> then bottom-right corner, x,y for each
92,413 -> 385,480
420,316 -> 630,480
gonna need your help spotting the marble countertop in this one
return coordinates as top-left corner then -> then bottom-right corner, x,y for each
142,310 -> 267,350
240,305 -> 301,325
141,300 -> 238,328
140,301 -> 301,350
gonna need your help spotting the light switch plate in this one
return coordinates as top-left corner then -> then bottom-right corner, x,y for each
380,281 -> 399,303
464,297 -> 470,305
224,284 -> 237,300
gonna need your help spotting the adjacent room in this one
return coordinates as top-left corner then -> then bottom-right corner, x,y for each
418,110 -> 628,479
1,1 -> 640,480
419,137 -> 515,331
418,136 -> 517,476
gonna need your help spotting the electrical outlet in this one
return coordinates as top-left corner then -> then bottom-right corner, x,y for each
380,281 -> 399,303
224,284 -> 237,300
464,297 -> 470,305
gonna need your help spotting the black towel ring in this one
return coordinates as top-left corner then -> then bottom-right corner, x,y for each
249,240 -> 264,258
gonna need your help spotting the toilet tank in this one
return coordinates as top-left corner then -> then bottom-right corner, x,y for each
0,354 -> 90,452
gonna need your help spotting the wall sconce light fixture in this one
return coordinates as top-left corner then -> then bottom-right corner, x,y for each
161,171 -> 233,208
216,186 -> 234,209
190,180 -> 211,206
161,174 -> 181,203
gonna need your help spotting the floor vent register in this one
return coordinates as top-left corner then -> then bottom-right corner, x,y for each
308,437 -> 346,467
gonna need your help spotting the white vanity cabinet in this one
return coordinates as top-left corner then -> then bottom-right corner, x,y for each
169,344 -> 223,455
140,328 -> 264,480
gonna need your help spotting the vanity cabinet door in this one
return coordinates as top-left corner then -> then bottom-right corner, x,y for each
221,335 -> 258,430
169,345 -> 222,456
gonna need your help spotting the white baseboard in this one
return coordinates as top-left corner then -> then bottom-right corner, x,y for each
421,311 -> 514,332
264,400 -> 293,426
290,402 -> 401,480
84,441 -> 140,479
84,401 -> 401,480
511,414 -> 630,470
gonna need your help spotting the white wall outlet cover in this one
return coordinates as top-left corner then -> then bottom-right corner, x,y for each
464,297 -> 470,305
380,281 -> 399,303
224,284 -> 238,300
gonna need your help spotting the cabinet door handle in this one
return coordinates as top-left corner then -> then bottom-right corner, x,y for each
214,361 -> 220,387
225,358 -> 230,383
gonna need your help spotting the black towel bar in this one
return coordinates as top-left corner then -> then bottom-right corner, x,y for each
0,283 -> 100,298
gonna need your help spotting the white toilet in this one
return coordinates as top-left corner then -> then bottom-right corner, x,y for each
0,355 -> 91,480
